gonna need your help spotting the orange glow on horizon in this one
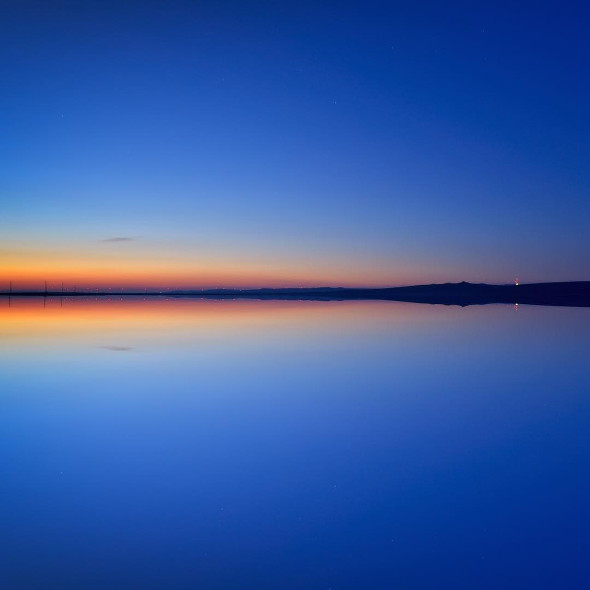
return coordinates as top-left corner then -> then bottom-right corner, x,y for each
0,259 -> 418,291
0,243 -> 449,290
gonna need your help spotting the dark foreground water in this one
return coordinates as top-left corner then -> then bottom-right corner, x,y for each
1,298 -> 589,589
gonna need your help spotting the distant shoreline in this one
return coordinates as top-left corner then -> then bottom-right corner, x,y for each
2,281 -> 590,307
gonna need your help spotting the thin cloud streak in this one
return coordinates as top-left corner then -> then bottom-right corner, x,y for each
100,237 -> 135,243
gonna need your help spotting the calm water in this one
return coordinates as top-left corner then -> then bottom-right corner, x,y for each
1,298 -> 589,589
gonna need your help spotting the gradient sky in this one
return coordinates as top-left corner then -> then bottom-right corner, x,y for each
1,1 -> 589,288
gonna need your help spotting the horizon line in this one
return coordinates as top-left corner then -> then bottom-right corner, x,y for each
1,280 -> 525,295
2,281 -> 590,308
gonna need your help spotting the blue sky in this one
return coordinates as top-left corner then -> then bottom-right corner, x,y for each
1,1 -> 589,287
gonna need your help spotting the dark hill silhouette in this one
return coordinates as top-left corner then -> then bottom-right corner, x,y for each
169,281 -> 590,306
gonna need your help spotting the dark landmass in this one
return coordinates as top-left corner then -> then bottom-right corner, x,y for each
2,282 -> 590,307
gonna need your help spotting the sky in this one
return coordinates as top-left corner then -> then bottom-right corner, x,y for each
1,0 -> 589,289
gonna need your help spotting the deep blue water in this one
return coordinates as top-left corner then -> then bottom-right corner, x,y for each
1,299 -> 589,589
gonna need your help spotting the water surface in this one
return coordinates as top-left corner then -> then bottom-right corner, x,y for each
1,298 -> 589,589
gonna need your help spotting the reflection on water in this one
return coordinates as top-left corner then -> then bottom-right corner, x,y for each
1,299 -> 590,589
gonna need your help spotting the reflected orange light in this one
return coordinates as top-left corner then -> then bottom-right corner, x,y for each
0,297 -> 438,350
